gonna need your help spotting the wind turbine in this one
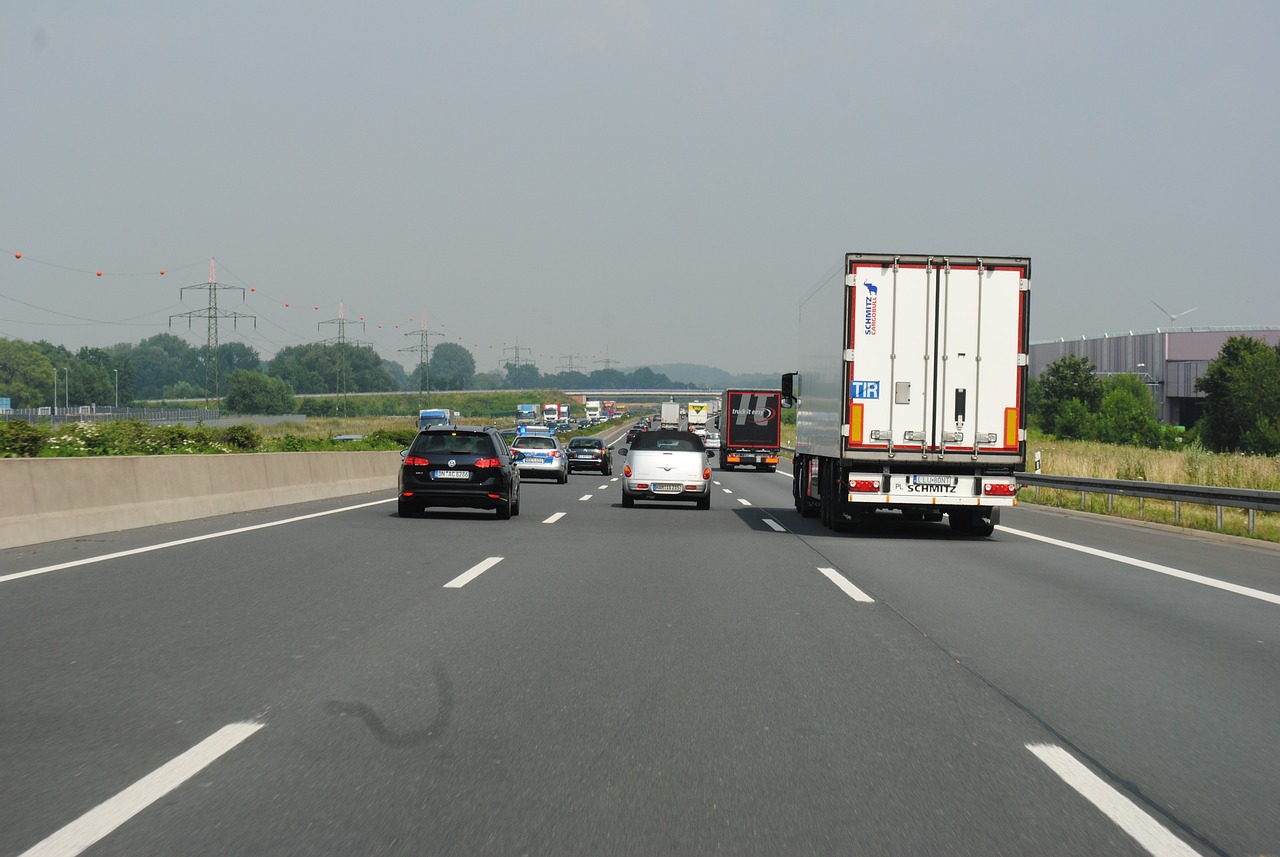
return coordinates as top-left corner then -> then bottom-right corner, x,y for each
1151,300 -> 1199,325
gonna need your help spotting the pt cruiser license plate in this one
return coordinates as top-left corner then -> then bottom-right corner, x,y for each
653,482 -> 682,492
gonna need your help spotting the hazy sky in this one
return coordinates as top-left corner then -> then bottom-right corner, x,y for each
3,1 -> 1277,376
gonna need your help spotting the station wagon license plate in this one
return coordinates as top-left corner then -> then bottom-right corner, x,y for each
433,470 -> 470,479
574,454 -> 594,460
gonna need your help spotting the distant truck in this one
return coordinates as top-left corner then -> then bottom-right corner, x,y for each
417,408 -> 458,430
516,403 -> 539,426
584,400 -> 602,421
542,403 -> 559,424
718,390 -> 782,472
660,401 -> 681,430
686,401 -> 709,432
602,401 -> 616,419
784,252 -> 1030,536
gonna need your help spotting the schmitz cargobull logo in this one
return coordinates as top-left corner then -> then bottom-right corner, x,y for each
863,281 -> 878,336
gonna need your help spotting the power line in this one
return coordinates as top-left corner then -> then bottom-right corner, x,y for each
317,301 -> 368,414
169,258 -> 255,401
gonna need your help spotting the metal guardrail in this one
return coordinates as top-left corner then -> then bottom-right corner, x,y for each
779,446 -> 1277,535
1017,473 -> 1280,534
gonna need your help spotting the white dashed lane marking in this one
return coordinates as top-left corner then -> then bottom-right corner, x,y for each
817,567 -> 875,603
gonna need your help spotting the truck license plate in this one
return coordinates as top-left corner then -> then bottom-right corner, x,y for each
912,475 -> 956,485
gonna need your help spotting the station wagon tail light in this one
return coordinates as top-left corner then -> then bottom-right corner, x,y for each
984,482 -> 1018,496
850,479 -> 881,492
404,456 -> 430,467
473,458 -> 501,468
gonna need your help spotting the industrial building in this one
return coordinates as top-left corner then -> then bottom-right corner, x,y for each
1029,327 -> 1280,427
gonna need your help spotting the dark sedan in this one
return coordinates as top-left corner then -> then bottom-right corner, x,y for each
566,436 -> 612,475
398,426 -> 522,519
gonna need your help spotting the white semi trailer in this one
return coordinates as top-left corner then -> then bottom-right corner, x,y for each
784,253 -> 1031,536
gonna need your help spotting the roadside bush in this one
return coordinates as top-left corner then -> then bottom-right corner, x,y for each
0,419 -> 45,457
217,423 -> 262,451
368,427 -> 416,448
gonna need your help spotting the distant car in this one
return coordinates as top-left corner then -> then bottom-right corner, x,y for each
566,436 -> 612,475
619,429 -> 713,510
510,434 -> 570,483
703,431 -> 721,451
398,426 -> 521,519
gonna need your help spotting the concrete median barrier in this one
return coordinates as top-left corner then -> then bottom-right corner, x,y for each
0,451 -> 402,550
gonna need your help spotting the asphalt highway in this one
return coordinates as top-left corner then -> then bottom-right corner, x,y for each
2,435 -> 1276,855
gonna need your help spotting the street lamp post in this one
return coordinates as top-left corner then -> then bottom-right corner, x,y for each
53,369 -> 57,423
63,367 -> 69,414
113,369 -> 119,409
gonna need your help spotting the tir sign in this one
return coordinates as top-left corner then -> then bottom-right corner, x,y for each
850,380 -> 880,399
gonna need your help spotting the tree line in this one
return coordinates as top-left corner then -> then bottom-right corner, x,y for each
1029,335 -> 1280,455
0,335 -> 697,414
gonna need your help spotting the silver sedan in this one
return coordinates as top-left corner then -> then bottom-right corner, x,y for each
509,435 -> 570,483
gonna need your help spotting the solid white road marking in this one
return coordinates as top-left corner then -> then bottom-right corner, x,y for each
736,498 -> 752,507
817,567 -> 875,603
997,526 -> 1280,606
578,495 -> 593,502
443,556 -> 504,588
1026,744 -> 1198,857
763,518 -> 787,532
19,722 -> 264,857
542,512 -> 567,524
0,498 -> 395,585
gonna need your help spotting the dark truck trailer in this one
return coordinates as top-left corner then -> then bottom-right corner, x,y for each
784,253 -> 1031,536
718,389 -> 782,472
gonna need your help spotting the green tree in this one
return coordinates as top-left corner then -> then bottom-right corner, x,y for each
1091,375 -> 1161,447
131,334 -> 201,399
269,343 -> 395,395
1031,355 -> 1103,436
0,339 -> 57,409
503,361 -> 542,389
429,342 -> 476,390
471,371 -> 503,390
1054,398 -> 1093,440
1196,336 -> 1280,453
225,370 -> 295,414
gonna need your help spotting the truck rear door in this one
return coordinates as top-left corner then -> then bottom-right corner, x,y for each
845,255 -> 1029,462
